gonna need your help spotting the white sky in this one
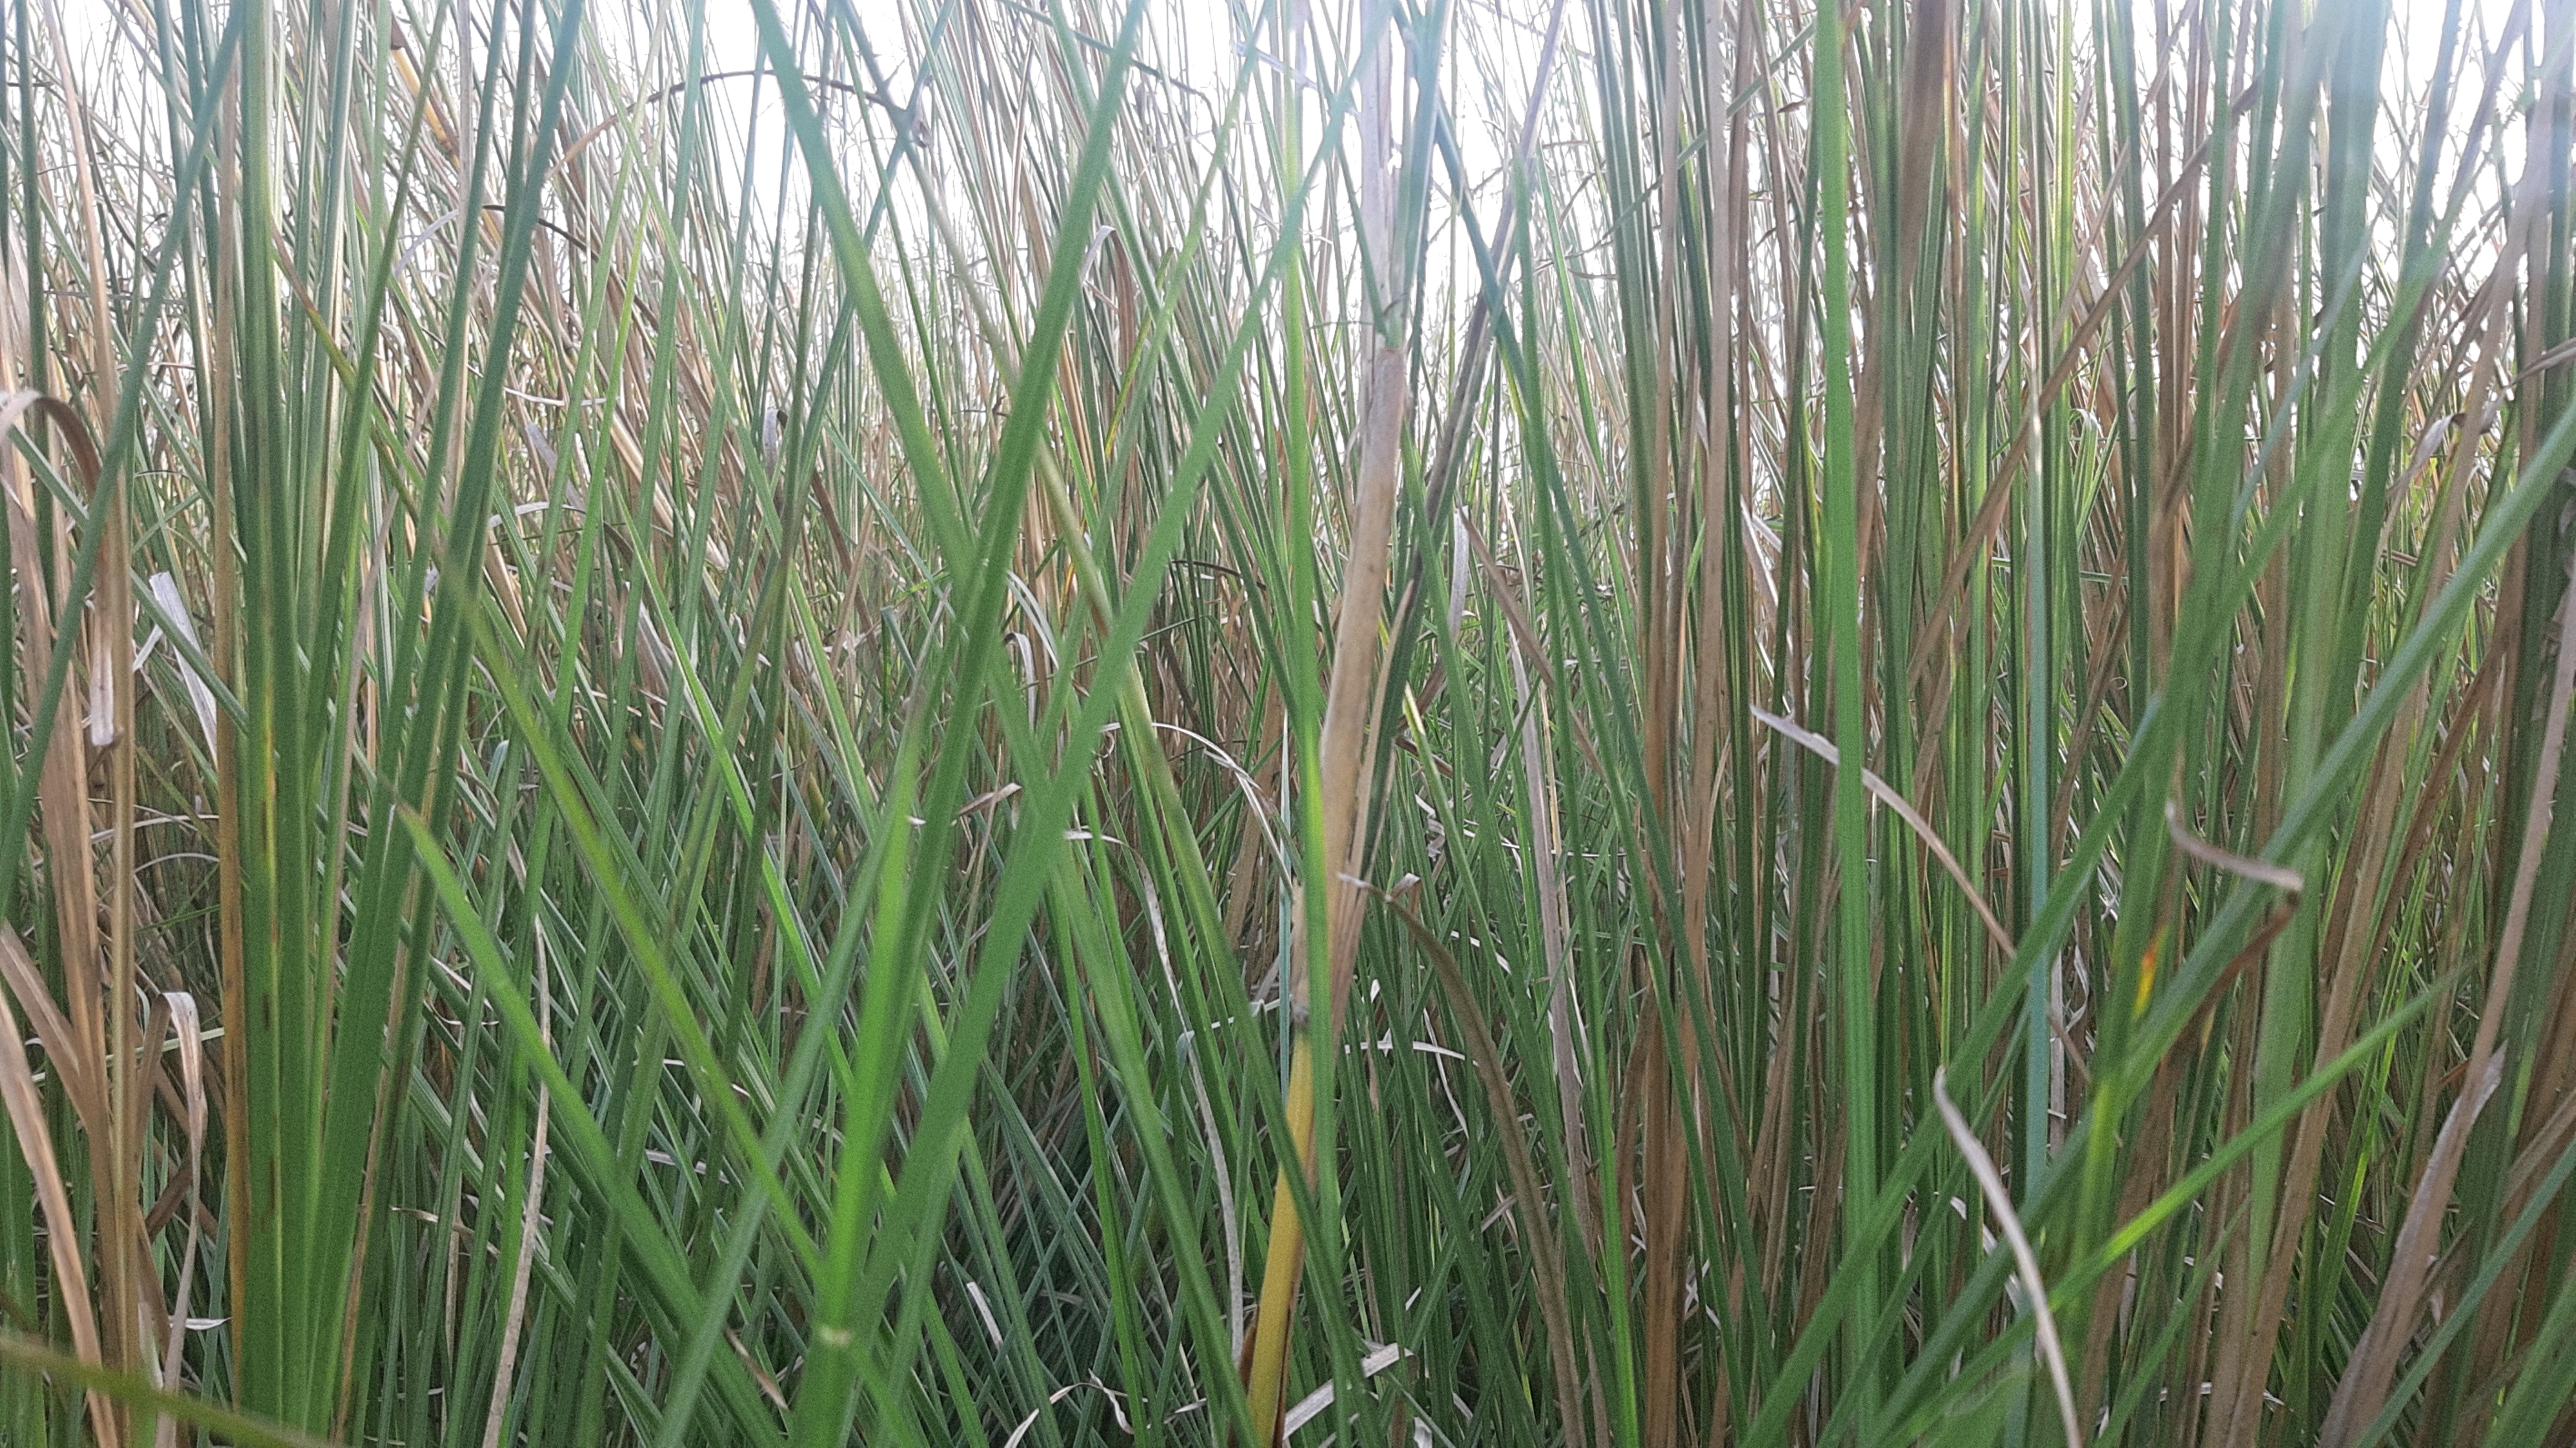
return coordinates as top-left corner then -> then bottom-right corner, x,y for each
58,0 -> 2521,195
51,0 -> 2533,317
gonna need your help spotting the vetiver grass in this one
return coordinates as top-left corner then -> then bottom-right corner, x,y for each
1,0 -> 2575,1443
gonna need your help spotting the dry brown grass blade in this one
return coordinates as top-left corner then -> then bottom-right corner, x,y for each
0,380 -> 159,1424
12,221 -> 152,1408
1314,359 -> 1410,1028
0,918 -> 101,1128
0,373 -> 161,1434
1326,0 -> 1415,988
34,0 -> 126,760
0,390 -> 105,1093
2314,1052 -> 2507,1446
1243,19 -> 1414,1438
2319,551 -> 2576,1447
0,932 -> 121,1447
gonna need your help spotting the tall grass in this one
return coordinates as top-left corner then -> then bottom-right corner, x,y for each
1,0 -> 2575,1443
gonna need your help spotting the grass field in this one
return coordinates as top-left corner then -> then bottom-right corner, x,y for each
3,0 -> 2576,1443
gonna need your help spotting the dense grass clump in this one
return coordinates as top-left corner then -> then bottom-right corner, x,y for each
2,0 -> 2576,1443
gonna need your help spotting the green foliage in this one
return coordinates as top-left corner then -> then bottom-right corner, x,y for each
2,0 -> 2575,1443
